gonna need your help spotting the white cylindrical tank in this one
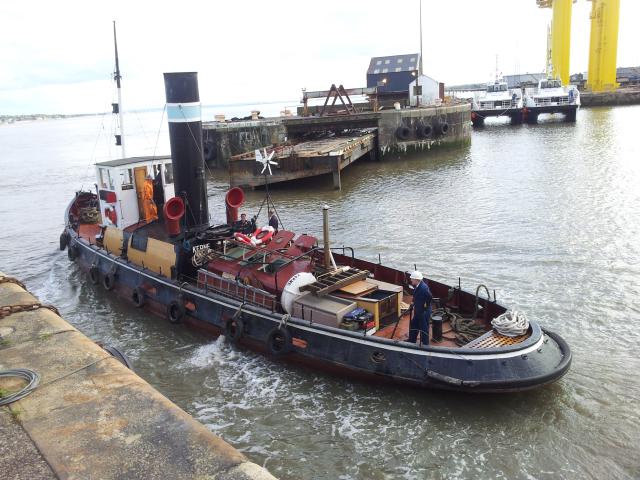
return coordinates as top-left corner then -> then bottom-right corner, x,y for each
281,272 -> 316,314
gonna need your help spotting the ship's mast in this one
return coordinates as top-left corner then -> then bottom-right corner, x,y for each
113,21 -> 126,158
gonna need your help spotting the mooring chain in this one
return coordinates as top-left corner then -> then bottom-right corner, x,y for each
0,303 -> 61,320
0,276 -> 26,290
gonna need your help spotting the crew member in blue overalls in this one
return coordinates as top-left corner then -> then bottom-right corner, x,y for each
409,271 -> 432,345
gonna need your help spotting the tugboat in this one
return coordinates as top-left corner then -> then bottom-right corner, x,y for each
471,80 -> 523,127
523,77 -> 580,123
60,71 -> 571,393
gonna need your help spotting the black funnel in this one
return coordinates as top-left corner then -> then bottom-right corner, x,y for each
163,72 -> 209,232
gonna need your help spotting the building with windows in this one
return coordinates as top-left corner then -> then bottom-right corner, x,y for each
367,54 -> 421,93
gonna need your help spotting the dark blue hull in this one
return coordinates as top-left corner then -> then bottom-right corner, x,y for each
65,224 -> 571,393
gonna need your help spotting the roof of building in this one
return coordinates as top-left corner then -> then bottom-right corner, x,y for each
96,156 -> 171,168
409,74 -> 439,85
617,66 -> 640,79
367,54 -> 421,75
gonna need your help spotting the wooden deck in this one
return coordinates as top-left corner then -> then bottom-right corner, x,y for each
228,133 -> 376,189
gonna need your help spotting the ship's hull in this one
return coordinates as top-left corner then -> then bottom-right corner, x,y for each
63,202 -> 571,393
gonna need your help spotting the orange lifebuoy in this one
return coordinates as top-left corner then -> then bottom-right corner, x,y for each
252,226 -> 275,246
234,232 -> 253,245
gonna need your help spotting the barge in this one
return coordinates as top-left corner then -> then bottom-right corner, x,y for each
61,72 -> 571,393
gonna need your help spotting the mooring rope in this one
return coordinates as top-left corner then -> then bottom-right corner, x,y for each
491,310 -> 530,337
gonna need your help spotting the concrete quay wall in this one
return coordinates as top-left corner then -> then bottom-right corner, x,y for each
377,103 -> 471,158
0,272 -> 277,480
202,119 -> 287,168
580,88 -> 640,107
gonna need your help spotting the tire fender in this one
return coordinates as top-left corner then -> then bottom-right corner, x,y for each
266,326 -> 292,356
132,287 -> 146,308
89,266 -> 100,285
225,316 -> 245,343
167,299 -> 185,324
102,271 -> 115,291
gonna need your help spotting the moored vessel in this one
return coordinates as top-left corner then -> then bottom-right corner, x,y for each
471,80 -> 524,126
523,77 -> 580,123
61,71 -> 571,393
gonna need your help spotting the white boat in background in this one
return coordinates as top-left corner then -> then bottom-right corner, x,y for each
523,78 -> 580,123
471,80 -> 523,126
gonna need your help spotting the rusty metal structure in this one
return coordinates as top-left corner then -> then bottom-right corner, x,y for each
302,85 -> 379,116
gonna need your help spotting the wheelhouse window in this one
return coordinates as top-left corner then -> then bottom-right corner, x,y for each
107,170 -> 114,190
121,168 -> 133,186
99,168 -> 108,188
413,85 -> 423,96
163,163 -> 174,184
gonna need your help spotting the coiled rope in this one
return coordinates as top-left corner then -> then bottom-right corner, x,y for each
491,310 -> 530,337
0,369 -> 40,406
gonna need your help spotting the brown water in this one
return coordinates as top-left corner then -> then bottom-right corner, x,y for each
1,106 -> 639,479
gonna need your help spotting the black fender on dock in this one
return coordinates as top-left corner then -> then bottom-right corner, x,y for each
416,123 -> 433,139
395,126 -> 411,141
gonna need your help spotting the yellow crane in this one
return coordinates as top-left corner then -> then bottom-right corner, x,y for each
586,0 -> 620,91
537,0 -> 575,84
537,0 -> 621,92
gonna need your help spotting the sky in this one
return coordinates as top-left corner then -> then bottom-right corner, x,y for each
1,0 -> 639,115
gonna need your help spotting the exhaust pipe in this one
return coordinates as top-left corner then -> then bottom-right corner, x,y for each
225,187 -> 245,225
163,72 -> 209,233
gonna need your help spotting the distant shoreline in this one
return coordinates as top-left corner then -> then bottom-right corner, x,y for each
0,113 -> 97,125
0,99 -> 298,126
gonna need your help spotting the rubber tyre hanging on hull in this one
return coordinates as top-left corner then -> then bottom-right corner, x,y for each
59,231 -> 68,251
266,327 -> 292,356
89,266 -> 100,285
395,126 -> 411,140
102,271 -> 115,291
67,244 -> 78,261
225,317 -> 245,344
132,287 -> 146,308
167,299 -> 185,324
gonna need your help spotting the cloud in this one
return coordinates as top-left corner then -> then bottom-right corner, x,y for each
1,0 -> 638,114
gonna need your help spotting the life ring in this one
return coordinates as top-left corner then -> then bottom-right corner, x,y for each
251,226 -> 275,246
102,271 -> 116,291
132,287 -> 146,308
395,126 -> 410,140
233,232 -> 253,245
67,243 -> 78,261
225,316 -> 244,343
266,327 -> 292,356
89,266 -> 100,285
59,231 -> 68,251
167,299 -> 185,323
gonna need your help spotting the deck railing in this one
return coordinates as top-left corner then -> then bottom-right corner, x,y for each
197,269 -> 277,312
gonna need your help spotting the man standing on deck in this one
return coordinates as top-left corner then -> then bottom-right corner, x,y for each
268,210 -> 279,232
409,271 -> 432,345
142,175 -> 158,223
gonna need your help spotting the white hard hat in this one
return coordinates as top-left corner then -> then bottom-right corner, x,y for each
410,271 -> 422,281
